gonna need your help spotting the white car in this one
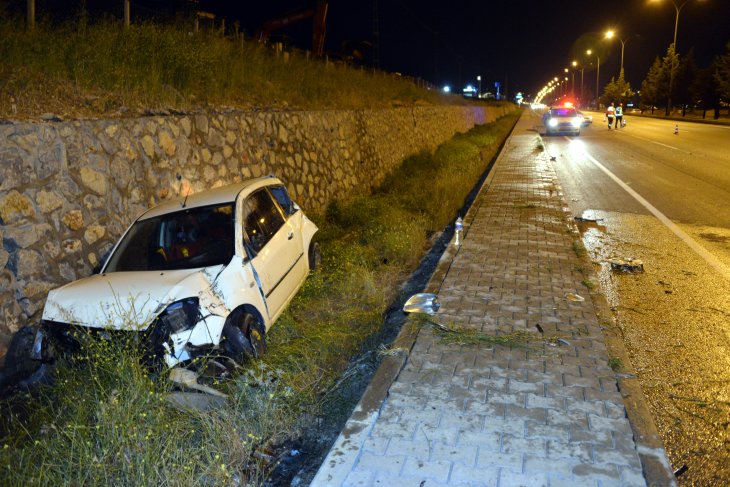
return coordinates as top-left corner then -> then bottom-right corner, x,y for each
542,106 -> 583,136
32,176 -> 319,371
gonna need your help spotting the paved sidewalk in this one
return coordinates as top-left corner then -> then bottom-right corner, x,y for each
311,112 -> 675,487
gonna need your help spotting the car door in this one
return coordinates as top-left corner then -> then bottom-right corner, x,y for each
241,188 -> 305,321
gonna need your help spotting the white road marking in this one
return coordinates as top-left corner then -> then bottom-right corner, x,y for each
577,145 -> 730,282
614,131 -> 682,151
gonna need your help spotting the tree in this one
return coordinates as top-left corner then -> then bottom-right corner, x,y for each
691,65 -> 721,119
640,57 -> 667,114
674,49 -> 697,117
715,41 -> 730,105
601,68 -> 634,106
663,44 -> 679,115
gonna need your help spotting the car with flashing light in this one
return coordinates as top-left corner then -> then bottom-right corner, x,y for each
542,106 -> 583,136
30,176 -> 320,376
577,110 -> 593,126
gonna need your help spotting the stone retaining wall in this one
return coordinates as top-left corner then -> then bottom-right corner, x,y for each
0,104 -> 514,352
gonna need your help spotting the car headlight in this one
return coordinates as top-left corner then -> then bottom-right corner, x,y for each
548,118 -> 558,127
571,117 -> 583,128
158,298 -> 200,333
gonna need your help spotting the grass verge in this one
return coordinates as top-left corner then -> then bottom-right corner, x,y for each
0,110 -> 521,485
0,19 -> 493,120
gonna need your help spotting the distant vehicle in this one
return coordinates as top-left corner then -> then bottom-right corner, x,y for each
577,110 -> 593,126
462,85 -> 478,98
542,106 -> 583,136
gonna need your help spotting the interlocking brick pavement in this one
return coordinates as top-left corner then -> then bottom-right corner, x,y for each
311,112 -> 675,487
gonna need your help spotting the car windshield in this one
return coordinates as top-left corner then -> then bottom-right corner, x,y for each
550,108 -> 577,117
104,203 -> 235,272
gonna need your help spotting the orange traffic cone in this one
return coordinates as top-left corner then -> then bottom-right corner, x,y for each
674,124 -> 679,135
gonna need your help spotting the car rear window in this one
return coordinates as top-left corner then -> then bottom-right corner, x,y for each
551,108 -> 576,116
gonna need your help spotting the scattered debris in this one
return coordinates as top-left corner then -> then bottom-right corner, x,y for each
535,324 -> 544,334
673,464 -> 688,477
607,257 -> 644,272
169,368 -> 228,398
546,337 -> 571,347
403,293 -> 440,315
565,293 -> 585,302
574,216 -> 603,223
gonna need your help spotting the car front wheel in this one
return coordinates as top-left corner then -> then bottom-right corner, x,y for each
222,310 -> 267,363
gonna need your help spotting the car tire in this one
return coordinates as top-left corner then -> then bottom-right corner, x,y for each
1,326 -> 45,391
222,310 -> 267,363
308,241 -> 321,272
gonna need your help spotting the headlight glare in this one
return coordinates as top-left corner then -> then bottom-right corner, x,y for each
572,117 -> 583,128
548,118 -> 558,127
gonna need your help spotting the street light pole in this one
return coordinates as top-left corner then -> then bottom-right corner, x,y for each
587,49 -> 600,108
653,0 -> 694,115
477,75 -> 481,98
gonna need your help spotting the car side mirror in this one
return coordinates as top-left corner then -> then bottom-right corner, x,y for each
403,293 -> 440,315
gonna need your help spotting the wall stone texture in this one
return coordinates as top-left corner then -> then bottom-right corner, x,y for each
0,104 -> 514,354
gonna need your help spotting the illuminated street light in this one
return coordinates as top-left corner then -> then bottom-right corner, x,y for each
651,0 -> 705,114
605,30 -> 628,75
476,75 -> 481,97
442,85 -> 451,93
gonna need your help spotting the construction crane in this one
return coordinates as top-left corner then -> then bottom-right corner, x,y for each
255,1 -> 328,57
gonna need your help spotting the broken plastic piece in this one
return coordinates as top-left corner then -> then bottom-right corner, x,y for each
403,293 -> 440,315
565,293 -> 585,302
169,368 -> 228,398
607,257 -> 644,272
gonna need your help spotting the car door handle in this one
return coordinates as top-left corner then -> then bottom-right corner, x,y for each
288,232 -> 294,240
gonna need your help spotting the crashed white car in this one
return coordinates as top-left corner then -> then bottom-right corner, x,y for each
33,176 -> 319,371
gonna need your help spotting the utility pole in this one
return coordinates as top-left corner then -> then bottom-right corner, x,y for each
124,0 -> 130,27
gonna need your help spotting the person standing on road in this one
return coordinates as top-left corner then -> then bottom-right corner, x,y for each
606,102 -> 615,130
615,103 -> 623,129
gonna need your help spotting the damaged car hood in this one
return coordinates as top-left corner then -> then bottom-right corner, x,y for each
41,266 -> 226,330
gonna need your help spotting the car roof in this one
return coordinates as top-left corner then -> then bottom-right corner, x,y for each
139,176 -> 282,220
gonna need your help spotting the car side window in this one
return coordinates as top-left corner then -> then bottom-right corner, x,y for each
243,190 -> 286,253
269,185 -> 297,216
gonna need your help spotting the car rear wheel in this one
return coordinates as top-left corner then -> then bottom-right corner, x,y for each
222,310 -> 267,363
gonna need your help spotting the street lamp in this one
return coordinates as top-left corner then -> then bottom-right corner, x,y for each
477,75 -> 481,98
573,60 -> 584,102
570,61 -> 577,96
605,30 -> 628,76
651,0 -> 703,114
587,49 -> 600,107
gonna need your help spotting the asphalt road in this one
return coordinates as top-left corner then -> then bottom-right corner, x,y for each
536,110 -> 730,486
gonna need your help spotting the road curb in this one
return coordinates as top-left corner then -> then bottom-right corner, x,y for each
552,177 -> 678,487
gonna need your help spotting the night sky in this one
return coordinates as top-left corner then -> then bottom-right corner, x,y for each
199,0 -> 730,99
11,0 -> 730,98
